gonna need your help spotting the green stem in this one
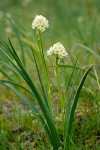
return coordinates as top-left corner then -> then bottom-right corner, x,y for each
55,56 -> 64,134
36,31 -> 52,114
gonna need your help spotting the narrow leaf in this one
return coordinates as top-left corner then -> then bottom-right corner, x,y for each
64,65 -> 93,149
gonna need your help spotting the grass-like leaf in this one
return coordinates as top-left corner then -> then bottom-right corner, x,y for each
0,82 -> 54,146
0,79 -> 35,98
58,64 -> 98,81
76,44 -> 100,59
0,40 -> 61,149
64,65 -> 93,150
64,55 -> 89,138
31,47 -> 49,109
0,67 -> 12,80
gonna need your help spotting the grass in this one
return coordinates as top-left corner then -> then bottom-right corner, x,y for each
0,98 -> 50,150
0,88 -> 100,149
0,0 -> 100,149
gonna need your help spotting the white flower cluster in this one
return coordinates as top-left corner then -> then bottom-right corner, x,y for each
47,42 -> 68,58
32,15 -> 68,59
32,15 -> 49,32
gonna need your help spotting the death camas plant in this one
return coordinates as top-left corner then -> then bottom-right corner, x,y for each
0,15 -> 93,150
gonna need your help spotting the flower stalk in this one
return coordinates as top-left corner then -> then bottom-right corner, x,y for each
55,55 -> 65,133
32,15 -> 52,113
36,31 -> 52,114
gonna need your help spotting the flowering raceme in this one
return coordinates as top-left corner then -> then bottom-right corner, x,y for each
32,15 -> 49,32
47,42 -> 68,58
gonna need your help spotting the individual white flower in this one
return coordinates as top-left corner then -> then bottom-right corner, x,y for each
32,15 -> 49,32
47,42 -> 68,58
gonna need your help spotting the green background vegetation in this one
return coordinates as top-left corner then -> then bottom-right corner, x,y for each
0,0 -> 100,149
